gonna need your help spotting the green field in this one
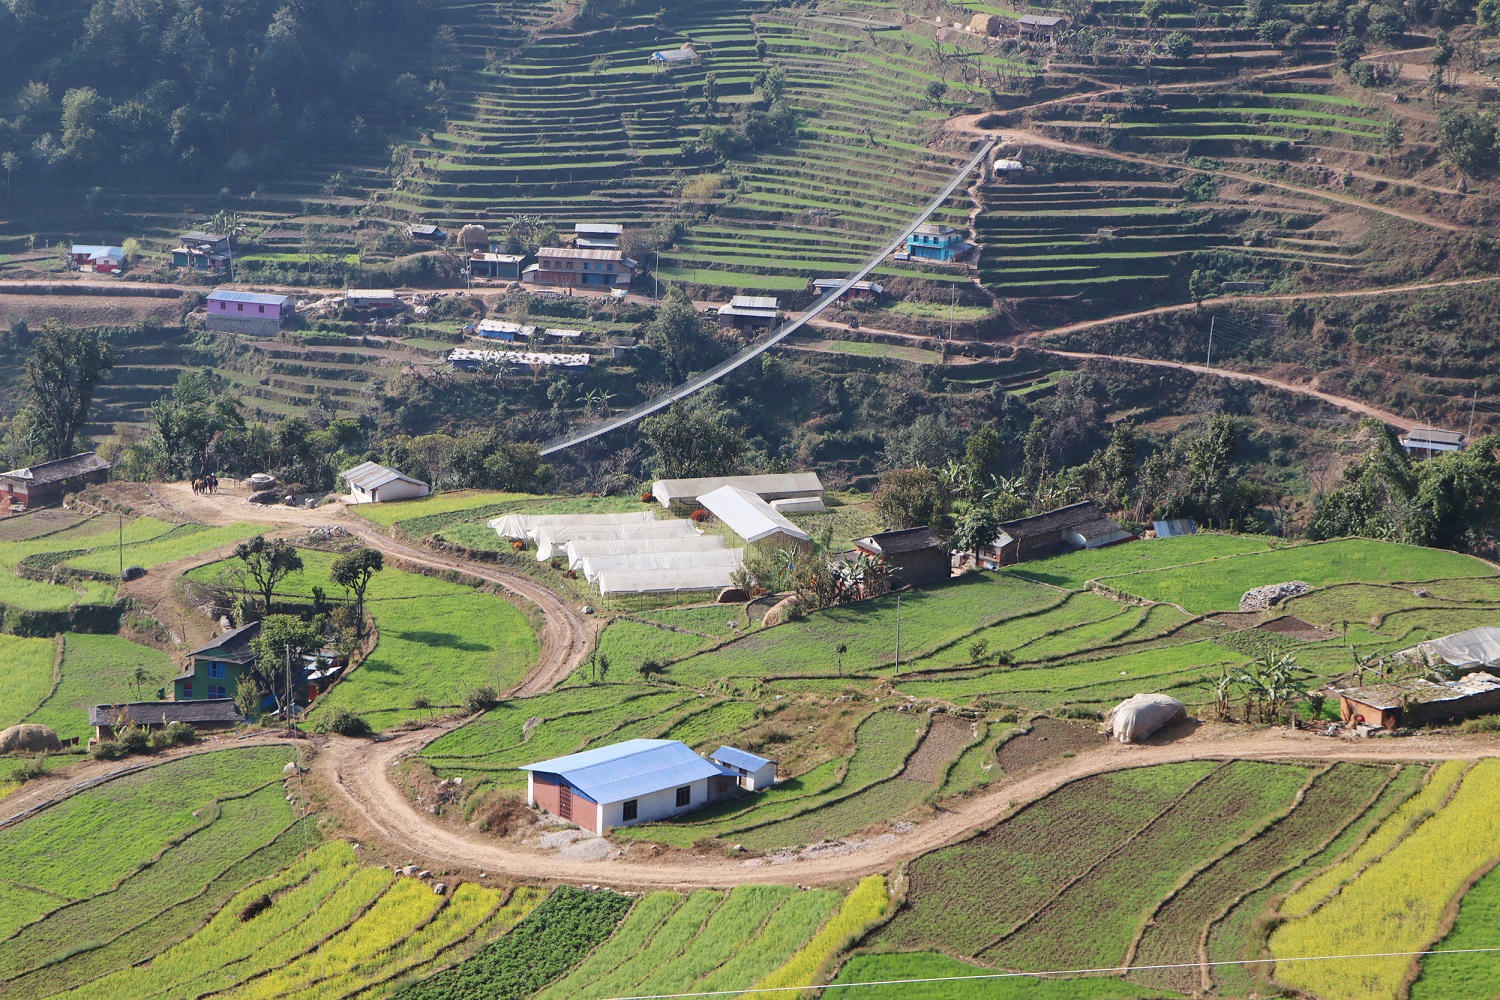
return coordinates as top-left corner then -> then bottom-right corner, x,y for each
832,953 -> 1179,999
23,633 -> 176,741
1007,533 -> 1272,589
0,634 -> 59,731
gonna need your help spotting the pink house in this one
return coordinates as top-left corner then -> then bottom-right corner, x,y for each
206,289 -> 296,333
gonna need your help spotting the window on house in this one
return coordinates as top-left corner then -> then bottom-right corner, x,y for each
237,303 -> 243,311
623,799 -> 638,821
208,662 -> 225,679
182,681 -> 193,698
675,786 -> 691,807
258,305 -> 265,313
208,685 -> 227,699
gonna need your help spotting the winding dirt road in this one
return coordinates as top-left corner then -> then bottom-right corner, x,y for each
313,722 -> 1500,889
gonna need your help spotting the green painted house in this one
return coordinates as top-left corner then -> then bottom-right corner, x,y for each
174,620 -> 260,702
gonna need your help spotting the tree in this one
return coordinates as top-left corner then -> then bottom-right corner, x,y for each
951,504 -> 1001,563
1188,268 -> 1215,304
1,151 -> 17,214
250,614 -> 323,716
644,288 -> 713,378
1382,119 -> 1404,159
874,467 -> 945,529
330,548 -> 383,636
640,390 -> 746,479
233,536 -> 304,615
964,424 -> 1003,485
1185,415 -> 1239,526
702,72 -> 719,109
834,641 -> 848,676
1161,31 -> 1193,58
20,321 -> 116,460
925,79 -> 949,107
1438,107 -> 1496,177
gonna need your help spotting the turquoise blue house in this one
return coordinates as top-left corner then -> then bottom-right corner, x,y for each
907,223 -> 968,261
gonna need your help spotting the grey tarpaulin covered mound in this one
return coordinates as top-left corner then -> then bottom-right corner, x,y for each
1103,694 -> 1187,744
0,723 -> 62,754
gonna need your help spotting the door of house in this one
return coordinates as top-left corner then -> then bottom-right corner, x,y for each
558,783 -> 573,821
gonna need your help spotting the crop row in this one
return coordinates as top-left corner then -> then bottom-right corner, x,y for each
749,875 -> 889,1000
1410,860 -> 1500,1000
1129,762 -> 1394,993
0,635 -> 58,734
1271,760 -> 1500,1000
880,761 -> 1219,956
393,885 -> 633,1000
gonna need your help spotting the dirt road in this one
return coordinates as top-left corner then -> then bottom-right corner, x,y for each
313,722 -> 1500,889
1042,348 -> 1415,429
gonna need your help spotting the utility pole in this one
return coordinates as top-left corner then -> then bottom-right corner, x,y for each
894,594 -> 902,674
117,513 -> 124,580
1205,315 -> 1215,367
947,285 -> 956,343
285,644 -> 293,733
653,251 -> 659,300
1468,387 -> 1478,440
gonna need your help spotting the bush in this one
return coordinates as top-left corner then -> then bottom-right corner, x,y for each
150,721 -> 198,750
119,729 -> 151,755
1460,714 -> 1500,733
10,753 -> 49,783
318,708 -> 373,737
464,685 -> 500,714
90,740 -> 127,760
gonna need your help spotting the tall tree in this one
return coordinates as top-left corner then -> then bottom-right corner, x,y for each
233,536 -> 304,615
873,467 -> 946,530
331,547 -> 383,636
644,288 -> 714,379
250,614 -> 323,715
20,321 -> 115,460
640,390 -> 746,479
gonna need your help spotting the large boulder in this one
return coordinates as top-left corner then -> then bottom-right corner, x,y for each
1240,581 -> 1312,612
0,724 -> 62,755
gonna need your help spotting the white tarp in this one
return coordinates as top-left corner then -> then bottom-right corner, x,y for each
488,511 -> 656,540
564,534 -> 726,570
770,497 -> 826,514
582,548 -> 744,584
535,520 -> 698,560
1401,626 -> 1500,670
698,485 -> 811,544
653,472 -> 824,507
597,564 -> 740,594
1103,694 -> 1186,744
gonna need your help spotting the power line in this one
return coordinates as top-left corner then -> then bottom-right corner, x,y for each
537,137 -> 997,456
594,946 -> 1500,1000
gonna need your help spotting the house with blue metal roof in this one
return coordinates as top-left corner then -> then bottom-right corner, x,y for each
205,288 -> 296,334
709,746 -> 777,790
521,738 -> 744,834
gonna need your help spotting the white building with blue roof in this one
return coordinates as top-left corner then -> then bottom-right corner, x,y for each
709,746 -> 777,791
522,738 -> 746,834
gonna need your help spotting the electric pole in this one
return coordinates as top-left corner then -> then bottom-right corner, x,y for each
1468,387 -> 1478,440
1205,316 -> 1215,367
894,594 -> 902,674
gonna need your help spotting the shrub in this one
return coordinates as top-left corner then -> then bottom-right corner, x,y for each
90,740 -> 127,760
464,685 -> 500,714
10,753 -> 49,783
640,492 -> 654,503
318,708 -> 373,737
689,509 -> 710,523
119,729 -> 151,755
1460,713 -> 1500,733
149,721 -> 198,750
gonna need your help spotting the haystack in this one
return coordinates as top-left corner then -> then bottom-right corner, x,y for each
1103,694 -> 1185,743
0,724 -> 62,754
969,12 -> 1002,33
457,224 -> 490,251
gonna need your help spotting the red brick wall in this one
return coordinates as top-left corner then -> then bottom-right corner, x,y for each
572,794 -> 598,834
532,773 -> 562,813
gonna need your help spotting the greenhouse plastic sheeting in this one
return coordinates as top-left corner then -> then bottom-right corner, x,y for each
1403,626 -> 1500,670
534,521 -> 699,560
597,564 -> 740,594
582,548 -> 744,584
563,535 -> 727,571
1103,693 -> 1186,744
488,511 -> 655,540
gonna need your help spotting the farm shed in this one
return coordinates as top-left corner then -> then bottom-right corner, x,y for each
0,452 -> 111,511
1017,13 -> 1065,36
205,289 -> 296,335
345,289 -> 401,311
1153,517 -> 1196,538
1396,627 -> 1500,673
709,746 -> 777,790
717,295 -> 780,333
770,496 -> 826,514
448,348 -> 589,371
475,319 -> 537,341
408,223 -> 447,243
562,533 -> 727,570
649,44 -> 699,67
698,485 -> 812,549
574,222 -> 623,250
1399,427 -> 1465,460
172,231 -> 231,270
854,527 -> 949,587
522,738 -> 739,834
470,252 -> 525,280
906,223 -> 969,262
525,247 -> 636,287
70,244 -> 125,272
1331,672 -> 1500,730
812,278 -> 884,300
340,460 -> 430,503
982,501 -> 1136,568
652,472 -> 825,510
90,699 -> 241,742
580,547 -> 742,585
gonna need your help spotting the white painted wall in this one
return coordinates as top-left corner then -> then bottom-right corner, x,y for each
598,776 -> 714,832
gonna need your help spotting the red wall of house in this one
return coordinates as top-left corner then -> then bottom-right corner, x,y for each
532,773 -> 562,813
571,794 -> 598,833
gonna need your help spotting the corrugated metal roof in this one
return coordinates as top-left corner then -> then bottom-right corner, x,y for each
521,739 -> 732,803
1019,14 -> 1064,24
575,223 -> 623,235
538,247 -> 625,261
346,288 -> 397,300
1402,427 -> 1465,446
729,295 -> 778,310
207,289 -> 295,306
90,699 -> 242,726
711,746 -> 775,770
0,452 -> 111,485
1153,518 -> 1196,538
71,244 -> 124,259
340,460 -> 427,491
699,485 -> 812,544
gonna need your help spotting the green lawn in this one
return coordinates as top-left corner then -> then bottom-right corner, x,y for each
1104,539 -> 1495,613
62,523 -> 270,577
0,634 -> 58,731
346,490 -> 536,529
